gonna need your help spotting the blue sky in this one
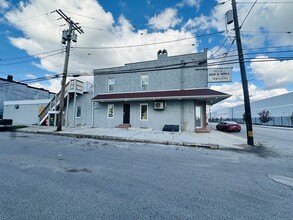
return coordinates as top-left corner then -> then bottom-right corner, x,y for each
1,0 -> 293,111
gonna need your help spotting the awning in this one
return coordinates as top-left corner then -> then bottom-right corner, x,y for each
92,89 -> 230,105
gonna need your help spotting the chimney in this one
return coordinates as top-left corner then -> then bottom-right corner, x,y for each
7,75 -> 13,82
157,49 -> 168,60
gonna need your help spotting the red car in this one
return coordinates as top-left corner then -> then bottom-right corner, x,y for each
216,121 -> 241,132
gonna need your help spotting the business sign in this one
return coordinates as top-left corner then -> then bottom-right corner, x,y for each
208,68 -> 232,83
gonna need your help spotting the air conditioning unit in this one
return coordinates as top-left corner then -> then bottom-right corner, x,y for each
154,101 -> 165,110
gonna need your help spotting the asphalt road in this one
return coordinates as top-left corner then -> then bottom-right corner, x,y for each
0,131 -> 292,220
209,122 -> 293,158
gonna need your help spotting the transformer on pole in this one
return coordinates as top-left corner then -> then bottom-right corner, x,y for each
228,0 -> 254,145
55,9 -> 84,131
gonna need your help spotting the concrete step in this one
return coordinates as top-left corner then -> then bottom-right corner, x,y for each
115,124 -> 131,129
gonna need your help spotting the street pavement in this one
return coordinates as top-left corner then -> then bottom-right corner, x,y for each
17,125 -> 249,150
0,131 -> 292,220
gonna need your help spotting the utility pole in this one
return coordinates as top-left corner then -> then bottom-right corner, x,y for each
55,9 -> 83,131
230,0 -> 254,145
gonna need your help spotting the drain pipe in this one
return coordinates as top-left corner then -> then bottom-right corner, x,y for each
91,82 -> 95,127
72,79 -> 77,127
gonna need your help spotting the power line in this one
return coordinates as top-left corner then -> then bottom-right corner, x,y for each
0,74 -> 61,88
0,49 -> 64,61
240,0 -> 257,29
70,55 -> 292,77
73,31 -> 225,50
60,9 -> 112,23
209,36 -> 230,58
242,30 -> 293,34
238,1 -> 293,3
217,39 -> 236,68
4,12 -> 53,23
0,51 -> 64,67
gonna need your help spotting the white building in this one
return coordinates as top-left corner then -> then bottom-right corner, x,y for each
4,99 -> 52,125
211,92 -> 293,126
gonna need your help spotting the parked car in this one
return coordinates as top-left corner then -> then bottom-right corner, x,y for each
216,121 -> 241,132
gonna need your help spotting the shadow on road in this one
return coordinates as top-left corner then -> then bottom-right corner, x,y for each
220,144 -> 280,159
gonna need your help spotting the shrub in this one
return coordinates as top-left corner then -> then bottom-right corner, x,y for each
258,110 -> 272,124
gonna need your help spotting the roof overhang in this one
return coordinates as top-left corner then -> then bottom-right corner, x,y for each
92,89 -> 231,105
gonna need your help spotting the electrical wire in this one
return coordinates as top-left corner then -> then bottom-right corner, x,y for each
1,53 -> 291,89
240,0 -> 258,29
0,49 -> 64,61
217,39 -> 236,68
238,1 -> 293,3
0,74 -> 61,88
0,51 -> 64,67
73,31 -> 225,50
209,36 -> 230,58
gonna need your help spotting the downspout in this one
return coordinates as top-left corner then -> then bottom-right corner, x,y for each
180,60 -> 185,132
65,92 -> 70,126
72,79 -> 77,127
91,82 -> 95,127
54,93 -> 57,126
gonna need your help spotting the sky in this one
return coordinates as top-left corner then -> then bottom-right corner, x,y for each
0,0 -> 293,112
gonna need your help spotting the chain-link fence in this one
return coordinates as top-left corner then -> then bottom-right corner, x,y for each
212,116 -> 293,127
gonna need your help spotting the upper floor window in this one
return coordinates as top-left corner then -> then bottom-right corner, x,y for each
108,78 -> 115,91
141,75 -> 148,89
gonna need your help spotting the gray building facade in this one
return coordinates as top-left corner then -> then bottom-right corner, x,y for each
92,49 -> 230,132
0,75 -> 53,119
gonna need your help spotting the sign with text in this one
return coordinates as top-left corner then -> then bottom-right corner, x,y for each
208,68 -> 232,83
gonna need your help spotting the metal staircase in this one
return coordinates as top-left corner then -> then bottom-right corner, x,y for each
39,79 -> 91,126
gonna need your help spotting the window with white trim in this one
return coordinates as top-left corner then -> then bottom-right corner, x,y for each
141,74 -> 148,89
108,78 -> 115,91
140,104 -> 148,120
107,104 -> 114,118
76,105 -> 81,118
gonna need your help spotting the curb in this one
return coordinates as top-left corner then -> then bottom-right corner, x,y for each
17,129 -> 219,150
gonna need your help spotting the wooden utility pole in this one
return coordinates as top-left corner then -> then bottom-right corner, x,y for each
231,0 -> 254,145
55,9 -> 83,131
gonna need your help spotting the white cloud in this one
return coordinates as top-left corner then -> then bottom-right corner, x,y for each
183,0 -> 293,90
184,0 -> 293,49
182,15 -> 214,32
5,0 -> 197,92
148,8 -> 182,30
177,0 -> 200,9
29,78 -> 61,93
25,73 -> 37,79
210,82 -> 288,111
0,0 -> 9,10
250,56 -> 293,89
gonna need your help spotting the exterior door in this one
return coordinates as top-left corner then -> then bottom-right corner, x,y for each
196,105 -> 202,128
123,104 -> 130,124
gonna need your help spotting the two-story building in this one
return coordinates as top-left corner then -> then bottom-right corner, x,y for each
92,49 -> 230,132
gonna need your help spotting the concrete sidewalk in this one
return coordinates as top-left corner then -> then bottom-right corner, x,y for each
17,125 -> 249,150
